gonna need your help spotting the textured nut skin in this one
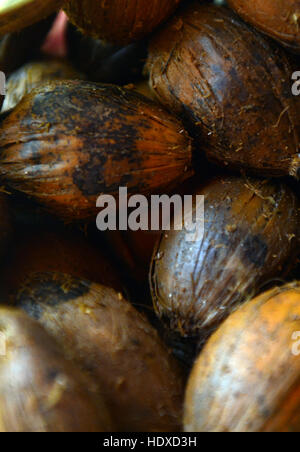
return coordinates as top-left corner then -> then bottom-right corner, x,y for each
16,273 -> 184,432
0,80 -> 192,220
150,176 -> 300,338
64,0 -> 182,45
184,283 -> 300,432
228,0 -> 300,53
0,0 -> 63,35
2,60 -> 83,112
0,307 -> 113,432
147,3 -> 300,177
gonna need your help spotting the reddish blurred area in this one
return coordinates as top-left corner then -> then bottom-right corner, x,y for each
41,10 -> 68,57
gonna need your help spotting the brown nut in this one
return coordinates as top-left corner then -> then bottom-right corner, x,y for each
228,0 -> 300,53
0,80 -> 192,220
0,307 -> 113,432
2,59 -> 83,112
132,81 -> 159,103
184,282 -> 300,432
147,3 -> 300,177
0,0 -> 63,35
150,175 -> 300,339
64,0 -> 182,45
16,272 -> 184,432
